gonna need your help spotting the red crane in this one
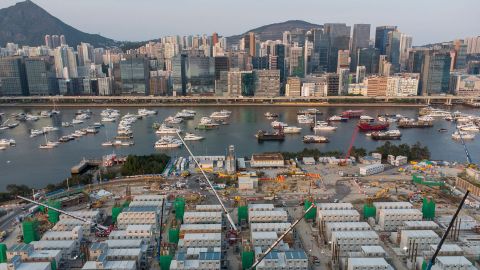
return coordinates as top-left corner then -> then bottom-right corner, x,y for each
340,126 -> 359,166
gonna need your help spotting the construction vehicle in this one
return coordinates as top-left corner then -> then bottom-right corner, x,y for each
0,230 -> 7,241
181,171 -> 191,178
95,225 -> 116,238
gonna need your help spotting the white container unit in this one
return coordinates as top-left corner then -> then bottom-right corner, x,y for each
378,208 -> 422,231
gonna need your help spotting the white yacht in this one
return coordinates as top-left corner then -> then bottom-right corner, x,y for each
181,109 -> 197,115
418,115 -> 434,122
459,124 -> 480,132
360,115 -> 375,122
30,129 -> 45,137
0,139 -> 15,146
76,113 -> 90,120
183,133 -> 205,141
297,115 -> 314,124
25,114 -> 39,121
72,119 -> 84,125
101,117 -> 116,122
156,124 -> 182,135
165,116 -> 183,124
40,111 -> 52,118
42,126 -> 59,132
210,110 -> 231,119
313,121 -> 337,131
138,108 -> 157,116
155,136 -> 183,148
175,111 -> 195,119
62,122 -> 72,127
271,121 -> 288,129
101,109 -> 120,118
452,131 -> 475,140
283,126 -> 302,134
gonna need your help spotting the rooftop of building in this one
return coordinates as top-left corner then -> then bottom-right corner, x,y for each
251,153 -> 284,161
348,257 -> 390,266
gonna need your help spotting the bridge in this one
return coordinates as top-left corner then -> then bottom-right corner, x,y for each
1,95 -> 479,106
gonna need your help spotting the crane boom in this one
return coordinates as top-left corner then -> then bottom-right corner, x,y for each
455,122 -> 473,164
249,203 -> 316,270
176,131 -> 237,231
17,195 -> 109,231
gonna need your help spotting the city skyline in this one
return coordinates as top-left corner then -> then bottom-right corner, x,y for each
0,0 -> 479,45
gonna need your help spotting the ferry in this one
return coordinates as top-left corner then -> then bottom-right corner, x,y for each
397,118 -> 433,128
419,107 -> 451,117
283,126 -> 302,134
452,131 -> 475,140
303,135 -> 329,143
341,110 -> 364,119
156,124 -> 181,135
256,130 -> 285,142
371,130 -> 402,140
297,115 -> 314,124
357,122 -> 389,131
328,115 -> 348,122
155,136 -> 183,148
313,121 -> 337,131
271,121 -> 288,129
183,133 -> 205,141
86,127 -> 99,134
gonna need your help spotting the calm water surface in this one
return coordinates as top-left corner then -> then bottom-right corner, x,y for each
0,105 -> 479,190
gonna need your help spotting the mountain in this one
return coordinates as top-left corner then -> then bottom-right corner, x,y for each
227,20 -> 322,44
0,0 -> 117,48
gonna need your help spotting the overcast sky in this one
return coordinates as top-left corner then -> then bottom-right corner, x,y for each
2,0 -> 479,45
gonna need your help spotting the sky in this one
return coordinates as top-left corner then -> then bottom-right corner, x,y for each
1,0 -> 479,45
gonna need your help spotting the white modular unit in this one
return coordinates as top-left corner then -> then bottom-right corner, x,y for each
373,202 -> 413,220
250,223 -> 291,234
179,224 -> 222,236
251,231 -> 279,248
316,203 -> 353,210
41,226 -> 83,243
359,164 -> 384,176
347,258 -> 391,270
248,210 -> 288,223
183,212 -> 222,224
81,260 -> 137,270
133,194 -> 165,202
178,233 -> 222,248
317,210 -> 360,224
52,218 -> 92,236
256,250 -> 308,270
105,239 -> 144,249
360,246 -> 387,257
170,251 -> 221,270
324,222 -> 372,241
30,240 -> 77,260
402,220 -> 439,230
248,204 -> 275,212
378,208 -> 422,231
331,231 -> 379,254
399,230 -> 440,252
195,205 -> 223,212
434,256 -> 472,270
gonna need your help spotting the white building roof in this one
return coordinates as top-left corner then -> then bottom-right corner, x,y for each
250,223 -> 291,231
373,201 -> 413,208
30,240 -> 76,249
436,256 -> 472,266
0,262 -> 51,270
401,230 -> 439,238
106,248 -> 142,257
319,209 -> 360,216
180,224 -> 222,231
361,245 -> 386,254
316,203 -> 353,210
183,233 -> 221,241
126,224 -> 153,231
251,231 -> 278,240
105,239 -> 144,249
29,250 -> 62,259
403,220 -> 439,229
429,244 -> 463,253
348,258 -> 390,267
325,222 -> 371,230
195,205 -> 223,211
332,231 -> 379,239
248,204 -> 275,210
81,260 -> 136,270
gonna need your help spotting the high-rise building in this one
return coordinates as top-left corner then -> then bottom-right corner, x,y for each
212,32 -> 219,46
77,42 -> 94,66
451,40 -> 467,70
420,49 -> 452,95
98,77 -> 113,96
60,35 -> 67,46
465,36 -> 480,54
365,76 -> 388,96
337,50 -> 350,72
467,61 -> 480,75
53,45 -> 78,79
214,56 -> 229,80
356,66 -> 366,83
357,48 -> 380,74
285,76 -> 301,97
244,32 -> 256,57
386,30 -> 402,72
407,48 -> 429,73
312,28 -> 329,73
399,34 -> 412,71
0,56 -> 29,96
253,69 -> 280,97
379,55 -> 392,76
450,74 -> 480,96
386,73 -> 419,96
289,46 -> 304,77
44,35 -> 52,49
375,26 -> 397,55
274,44 -> 287,92
25,57 -> 58,96
351,24 -> 371,71
120,54 -> 150,95
338,68 -> 350,95
326,73 -> 340,96
51,35 -> 61,48
324,23 -> 351,72
149,72 -> 169,96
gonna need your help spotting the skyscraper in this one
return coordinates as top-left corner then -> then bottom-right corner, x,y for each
357,48 -> 380,74
212,32 -> 219,46
51,35 -> 61,48
253,70 -> 280,97
386,30 -> 402,72
312,28 -> 329,73
337,50 -> 350,72
120,54 -> 150,95
60,35 -> 67,46
53,46 -> 78,79
244,32 -> 256,57
324,23 -> 351,72
351,24 -> 371,71
25,57 -> 58,95
44,35 -> 52,49
420,49 -> 452,95
375,26 -> 397,55
0,56 -> 29,96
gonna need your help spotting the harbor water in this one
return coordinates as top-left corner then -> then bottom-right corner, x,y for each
0,105 -> 479,190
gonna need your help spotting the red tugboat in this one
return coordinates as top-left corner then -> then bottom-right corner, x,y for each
357,121 -> 389,131
341,110 -> 364,118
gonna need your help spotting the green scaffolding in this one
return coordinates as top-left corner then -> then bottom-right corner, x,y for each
169,228 -> 180,244
304,200 -> 316,221
174,197 -> 185,222
111,207 -> 123,224
0,243 -> 7,263
363,204 -> 376,220
159,254 -> 173,270
242,250 -> 254,270
47,200 -> 61,224
22,219 -> 40,244
412,174 -> 445,187
50,259 -> 57,270
422,197 -> 436,220
238,206 -> 248,223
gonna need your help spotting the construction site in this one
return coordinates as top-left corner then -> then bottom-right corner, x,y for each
1,131 -> 480,270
